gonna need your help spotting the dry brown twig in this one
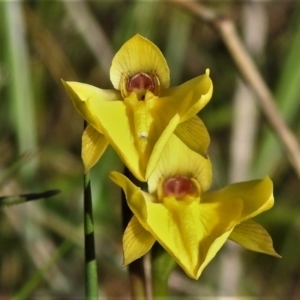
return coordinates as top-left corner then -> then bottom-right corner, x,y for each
172,0 -> 300,180
62,0 -> 114,74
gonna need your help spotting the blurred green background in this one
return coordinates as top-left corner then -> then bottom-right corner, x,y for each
1,1 -> 300,299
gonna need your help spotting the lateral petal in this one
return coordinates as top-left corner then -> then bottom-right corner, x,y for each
81,124 -> 109,173
160,69 -> 213,123
229,219 -> 281,258
174,116 -> 210,158
108,171 -> 150,229
62,80 -> 120,132
85,97 -> 146,180
201,177 -> 274,222
123,216 -> 156,266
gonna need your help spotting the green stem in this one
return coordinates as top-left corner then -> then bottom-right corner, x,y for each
151,243 -> 176,300
122,168 -> 147,300
84,122 -> 99,299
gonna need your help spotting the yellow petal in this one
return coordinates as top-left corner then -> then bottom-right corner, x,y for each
62,80 -> 121,132
85,97 -> 146,180
123,216 -> 156,266
148,134 -> 212,194
160,69 -> 213,123
82,124 -> 109,173
145,197 -> 243,279
124,93 -> 177,156
145,115 -> 181,180
229,220 -> 281,258
174,116 -> 210,158
201,177 -> 274,222
110,34 -> 170,91
109,171 -> 150,229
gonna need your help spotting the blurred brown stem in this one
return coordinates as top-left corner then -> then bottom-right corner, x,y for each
122,168 -> 147,300
61,0 -> 114,74
172,0 -> 300,180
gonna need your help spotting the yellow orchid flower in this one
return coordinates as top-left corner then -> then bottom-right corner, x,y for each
62,34 -> 212,181
109,135 -> 279,280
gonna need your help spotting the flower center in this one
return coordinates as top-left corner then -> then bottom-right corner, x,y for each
127,73 -> 155,93
163,176 -> 197,199
121,72 -> 160,100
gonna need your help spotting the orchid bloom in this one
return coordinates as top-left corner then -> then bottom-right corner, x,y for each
62,34 -> 212,181
109,135 -> 279,279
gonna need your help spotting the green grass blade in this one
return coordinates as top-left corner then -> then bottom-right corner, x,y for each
2,1 -> 38,179
0,189 -> 60,207
164,8 -> 192,85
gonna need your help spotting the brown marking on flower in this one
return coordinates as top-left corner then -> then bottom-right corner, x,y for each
128,73 -> 155,93
163,176 -> 196,199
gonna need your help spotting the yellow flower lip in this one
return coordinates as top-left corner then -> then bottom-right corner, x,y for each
162,176 -> 199,200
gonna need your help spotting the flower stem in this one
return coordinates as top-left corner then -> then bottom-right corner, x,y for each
122,168 -> 147,300
127,258 -> 147,300
151,243 -> 176,300
83,121 -> 99,299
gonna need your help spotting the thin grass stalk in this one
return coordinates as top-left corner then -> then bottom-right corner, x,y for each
253,3 -> 300,178
83,123 -> 99,299
61,0 -> 113,74
164,8 -> 192,85
220,2 -> 267,296
0,189 -> 60,207
114,0 -> 158,44
171,0 -> 300,180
